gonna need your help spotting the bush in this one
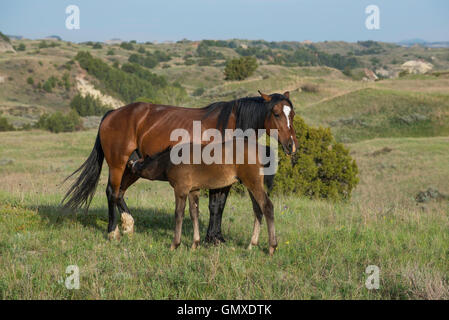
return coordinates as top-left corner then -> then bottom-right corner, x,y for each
16,43 -> 26,51
42,76 -> 58,92
120,42 -> 134,50
38,41 -> 49,49
107,49 -> 114,55
270,116 -> 358,200
192,87 -> 205,96
224,56 -> 258,80
0,116 -> 14,131
92,42 -> 102,49
70,93 -> 112,116
27,77 -> 34,85
75,51 -> 187,104
35,111 -> 82,133
301,83 -> 319,93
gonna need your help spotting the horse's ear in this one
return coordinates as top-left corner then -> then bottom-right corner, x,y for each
283,91 -> 290,99
258,90 -> 271,102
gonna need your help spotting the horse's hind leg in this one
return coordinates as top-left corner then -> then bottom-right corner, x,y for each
106,179 -> 120,240
188,191 -> 200,249
247,192 -> 263,250
106,166 -> 127,240
118,161 -> 140,235
171,191 -> 187,250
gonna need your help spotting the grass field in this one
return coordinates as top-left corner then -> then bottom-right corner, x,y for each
0,129 -> 448,299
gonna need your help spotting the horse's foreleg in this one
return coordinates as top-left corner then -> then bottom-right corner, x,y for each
188,191 -> 200,249
206,186 -> 231,244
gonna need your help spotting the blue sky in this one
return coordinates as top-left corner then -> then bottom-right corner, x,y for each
1,0 -> 448,43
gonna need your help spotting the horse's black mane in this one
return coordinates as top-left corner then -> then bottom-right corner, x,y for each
202,93 -> 292,133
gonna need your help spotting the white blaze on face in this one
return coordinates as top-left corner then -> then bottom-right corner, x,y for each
283,105 -> 291,128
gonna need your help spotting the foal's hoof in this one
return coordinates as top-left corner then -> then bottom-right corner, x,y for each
108,226 -> 120,241
269,246 -> 277,256
121,212 -> 135,235
170,243 -> 180,251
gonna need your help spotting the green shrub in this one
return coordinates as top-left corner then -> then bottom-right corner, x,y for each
0,116 -> 14,131
271,116 -> 358,200
42,76 -> 58,92
35,111 -> 82,133
38,41 -> 49,49
92,42 -> 102,49
74,51 -> 184,104
62,73 -> 71,90
224,56 -> 258,80
120,42 -> 134,50
16,43 -> 26,51
192,87 -> 205,96
27,77 -> 34,85
301,83 -> 319,93
107,49 -> 114,55
70,93 -> 112,116
0,32 -> 10,43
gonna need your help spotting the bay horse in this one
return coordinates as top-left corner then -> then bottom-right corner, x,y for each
128,138 -> 278,255
62,91 -> 298,241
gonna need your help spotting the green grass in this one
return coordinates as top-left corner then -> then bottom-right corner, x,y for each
302,88 -> 449,142
0,130 -> 448,299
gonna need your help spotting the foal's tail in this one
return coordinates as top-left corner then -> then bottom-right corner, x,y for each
61,110 -> 112,211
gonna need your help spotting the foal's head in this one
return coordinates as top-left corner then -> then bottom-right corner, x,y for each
259,91 -> 299,155
131,149 -> 171,180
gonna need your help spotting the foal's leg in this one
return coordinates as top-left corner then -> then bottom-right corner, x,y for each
249,188 -> 277,256
247,192 -> 263,250
171,191 -> 187,250
188,191 -> 200,249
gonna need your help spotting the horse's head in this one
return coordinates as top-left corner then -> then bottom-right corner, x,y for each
260,90 -> 298,155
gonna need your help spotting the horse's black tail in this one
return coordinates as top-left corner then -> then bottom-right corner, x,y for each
61,111 -> 112,211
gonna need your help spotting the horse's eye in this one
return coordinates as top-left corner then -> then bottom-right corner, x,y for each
274,113 -> 280,118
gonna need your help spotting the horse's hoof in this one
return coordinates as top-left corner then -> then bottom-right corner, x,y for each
247,243 -> 253,250
269,246 -> 276,256
108,226 -> 120,241
191,241 -> 200,250
205,234 -> 226,245
170,243 -> 180,251
121,212 -> 134,235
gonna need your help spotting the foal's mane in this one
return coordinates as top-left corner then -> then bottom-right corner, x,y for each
202,93 -> 292,133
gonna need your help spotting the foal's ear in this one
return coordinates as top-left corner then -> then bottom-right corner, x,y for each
258,90 -> 272,102
283,91 -> 290,99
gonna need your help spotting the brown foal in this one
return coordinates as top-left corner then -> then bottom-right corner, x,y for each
129,139 -> 278,255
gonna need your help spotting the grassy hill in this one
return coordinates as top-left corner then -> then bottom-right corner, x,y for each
1,37 -> 449,131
